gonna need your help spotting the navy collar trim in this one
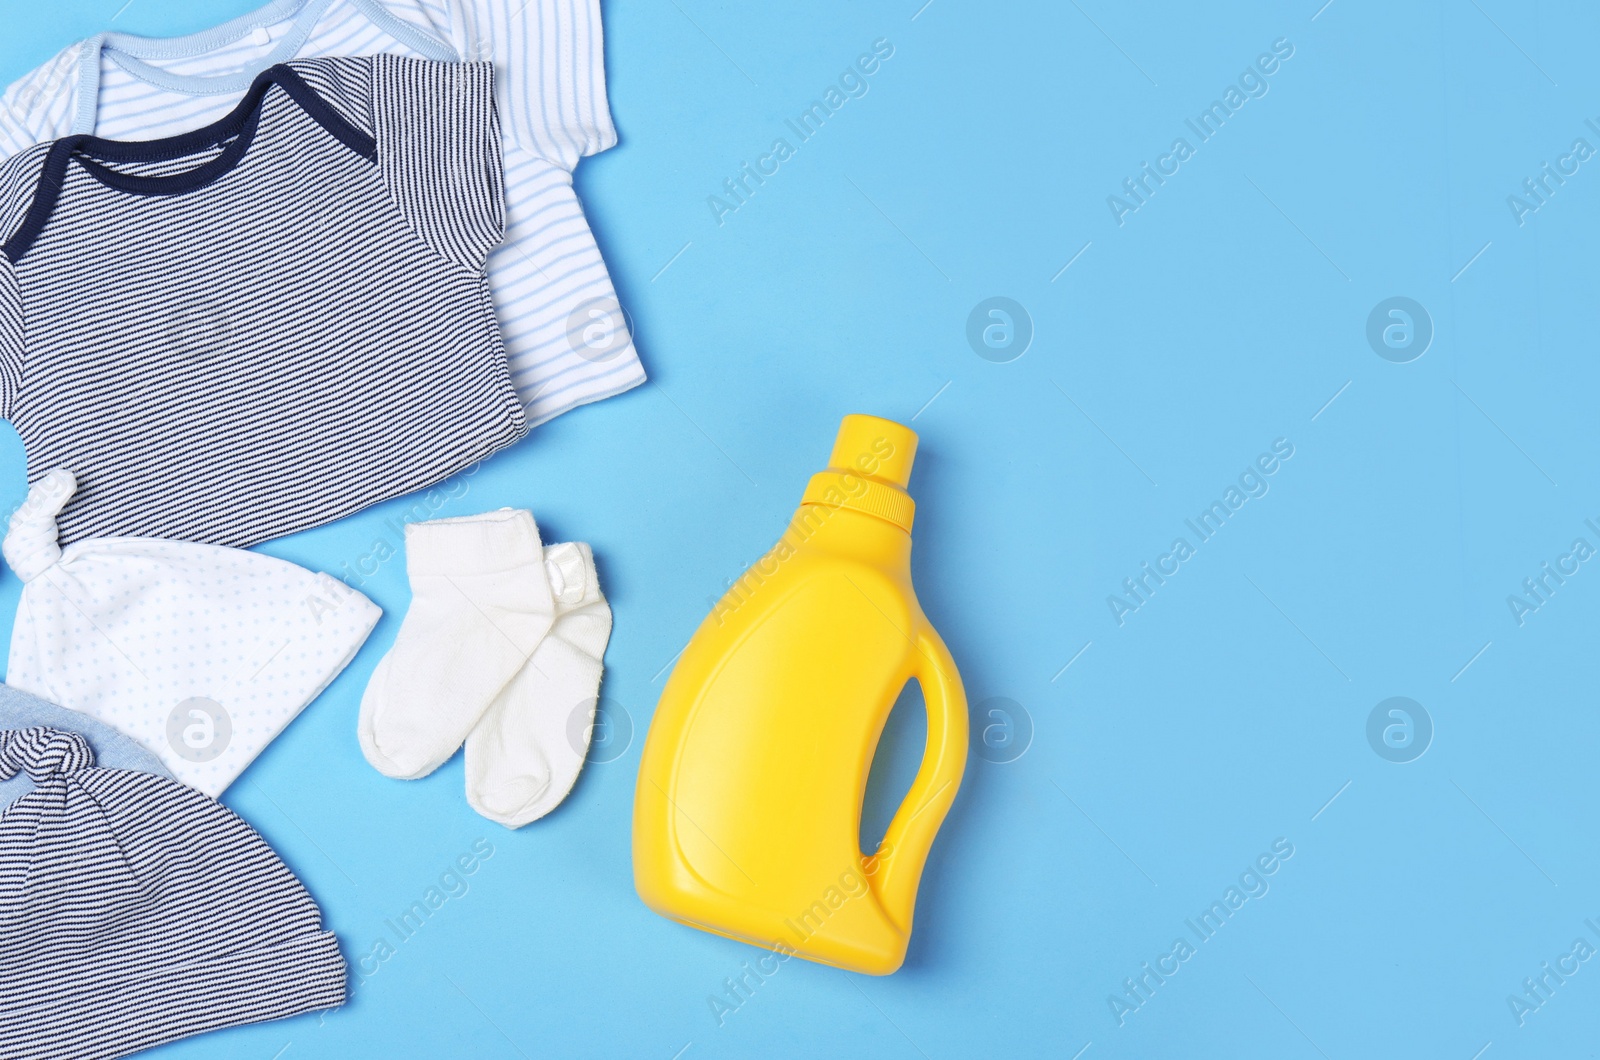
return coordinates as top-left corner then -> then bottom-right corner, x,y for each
4,63 -> 375,265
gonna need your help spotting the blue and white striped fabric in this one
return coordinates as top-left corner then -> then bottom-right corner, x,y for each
0,56 -> 528,548
0,726 -> 346,1060
0,0 -> 644,426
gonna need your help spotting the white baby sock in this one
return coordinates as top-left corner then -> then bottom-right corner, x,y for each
359,509 -> 555,780
464,541 -> 612,828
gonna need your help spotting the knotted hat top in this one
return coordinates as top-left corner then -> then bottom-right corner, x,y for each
0,683 -> 171,814
2,469 -> 75,583
0,726 -> 346,1060
2,469 -> 381,798
0,726 -> 93,784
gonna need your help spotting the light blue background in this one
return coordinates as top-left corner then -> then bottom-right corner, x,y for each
1,1 -> 1594,1057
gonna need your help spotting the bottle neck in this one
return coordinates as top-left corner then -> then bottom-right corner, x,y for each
785,502 -> 912,568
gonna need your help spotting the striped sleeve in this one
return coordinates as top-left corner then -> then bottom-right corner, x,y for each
0,261 -> 20,420
445,0 -> 618,171
374,55 -> 506,270
0,149 -> 38,420
0,43 -> 81,162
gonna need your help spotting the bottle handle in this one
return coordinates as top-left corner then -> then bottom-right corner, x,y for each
867,624 -> 967,934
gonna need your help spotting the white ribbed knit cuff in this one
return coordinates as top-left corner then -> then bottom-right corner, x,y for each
405,509 -> 543,577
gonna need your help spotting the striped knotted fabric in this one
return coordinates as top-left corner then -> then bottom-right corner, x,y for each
0,726 -> 93,783
0,726 -> 346,1060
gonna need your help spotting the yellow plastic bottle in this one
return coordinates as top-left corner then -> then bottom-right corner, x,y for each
633,414 -> 967,976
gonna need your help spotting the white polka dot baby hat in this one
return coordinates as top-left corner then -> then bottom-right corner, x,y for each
2,470 -> 381,796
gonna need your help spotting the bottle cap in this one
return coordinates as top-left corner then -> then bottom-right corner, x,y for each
828,414 -> 917,488
800,415 -> 918,532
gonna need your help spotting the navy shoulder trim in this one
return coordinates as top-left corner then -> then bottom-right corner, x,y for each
3,62 -> 375,265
